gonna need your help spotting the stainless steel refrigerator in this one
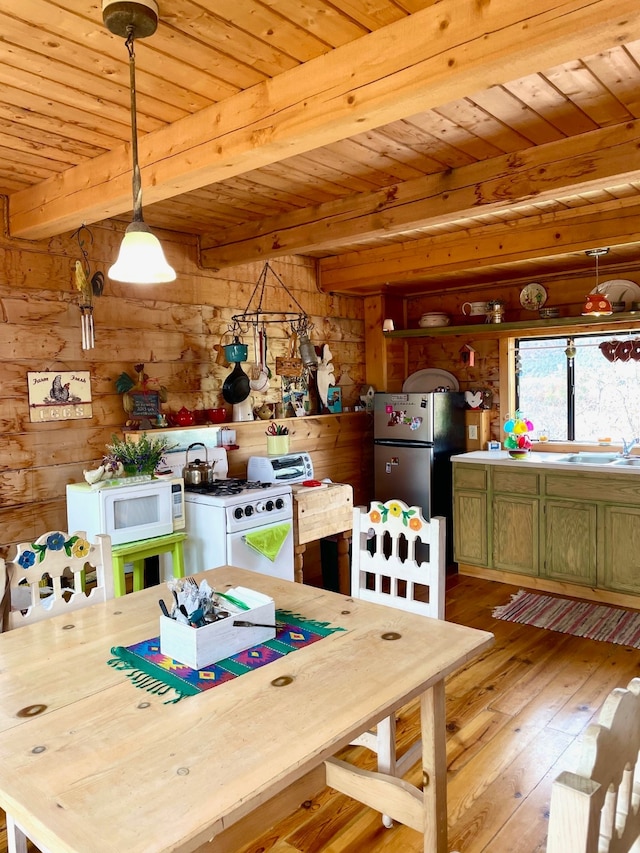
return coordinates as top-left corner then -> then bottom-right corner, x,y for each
374,391 -> 466,562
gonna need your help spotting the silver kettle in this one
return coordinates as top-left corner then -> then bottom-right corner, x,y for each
182,443 -> 215,486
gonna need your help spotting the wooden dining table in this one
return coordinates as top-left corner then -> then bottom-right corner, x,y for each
0,566 -> 493,853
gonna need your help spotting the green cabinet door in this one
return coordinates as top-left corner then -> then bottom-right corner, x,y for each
453,490 -> 488,566
543,499 -> 597,585
601,505 -> 640,595
492,495 -> 539,575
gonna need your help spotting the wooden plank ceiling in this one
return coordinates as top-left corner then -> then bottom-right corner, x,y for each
4,0 -> 640,295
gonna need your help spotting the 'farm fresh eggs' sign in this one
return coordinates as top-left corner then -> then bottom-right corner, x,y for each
27,371 -> 92,422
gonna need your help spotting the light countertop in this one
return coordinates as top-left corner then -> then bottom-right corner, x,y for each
452,449 -> 640,475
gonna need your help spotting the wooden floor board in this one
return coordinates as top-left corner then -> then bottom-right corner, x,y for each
547,641 -> 640,735
448,717 -> 573,849
2,574 -> 640,852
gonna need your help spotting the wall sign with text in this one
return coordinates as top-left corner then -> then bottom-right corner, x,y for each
28,371 -> 93,423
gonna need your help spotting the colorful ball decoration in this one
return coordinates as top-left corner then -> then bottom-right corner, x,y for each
503,410 -> 534,458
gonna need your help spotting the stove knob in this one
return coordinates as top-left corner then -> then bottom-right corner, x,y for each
255,501 -> 265,513
245,505 -> 254,517
265,500 -> 274,512
275,498 -> 285,510
234,507 -> 244,519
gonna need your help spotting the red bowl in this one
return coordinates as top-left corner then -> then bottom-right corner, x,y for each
207,408 -> 227,424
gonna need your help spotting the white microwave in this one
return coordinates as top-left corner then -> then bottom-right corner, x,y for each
66,477 -> 185,546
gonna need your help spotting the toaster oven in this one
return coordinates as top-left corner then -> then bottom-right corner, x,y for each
247,452 -> 313,484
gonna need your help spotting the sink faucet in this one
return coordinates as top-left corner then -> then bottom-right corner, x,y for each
621,437 -> 640,457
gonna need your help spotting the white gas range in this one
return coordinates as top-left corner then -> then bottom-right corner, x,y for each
164,445 -> 294,581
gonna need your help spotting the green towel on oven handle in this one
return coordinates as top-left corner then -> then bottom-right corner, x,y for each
243,523 -> 291,561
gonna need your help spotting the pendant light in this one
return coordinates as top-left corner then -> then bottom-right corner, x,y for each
582,247 -> 611,316
102,0 -> 175,284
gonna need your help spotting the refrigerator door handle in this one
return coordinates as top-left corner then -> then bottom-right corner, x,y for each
374,438 -> 434,449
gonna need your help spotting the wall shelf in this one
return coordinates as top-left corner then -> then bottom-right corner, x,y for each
384,312 -> 640,338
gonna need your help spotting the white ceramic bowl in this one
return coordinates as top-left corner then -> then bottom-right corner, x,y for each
419,313 -> 450,328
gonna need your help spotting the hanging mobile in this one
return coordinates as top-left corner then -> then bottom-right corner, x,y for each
72,225 -> 104,350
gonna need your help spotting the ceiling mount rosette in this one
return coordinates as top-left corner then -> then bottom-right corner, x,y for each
102,0 -> 159,39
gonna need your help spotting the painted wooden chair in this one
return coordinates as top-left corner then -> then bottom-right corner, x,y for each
0,556 -> 9,633
349,499 -> 446,826
5,531 -> 114,852
547,677 -> 640,853
6,530 -> 114,630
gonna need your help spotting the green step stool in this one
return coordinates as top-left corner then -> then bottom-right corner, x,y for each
111,531 -> 187,597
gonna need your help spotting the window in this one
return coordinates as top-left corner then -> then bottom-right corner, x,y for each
515,331 -> 640,442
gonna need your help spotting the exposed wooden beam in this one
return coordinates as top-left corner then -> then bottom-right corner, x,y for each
9,0 -> 640,239
318,200 -> 640,292
200,120 -> 640,269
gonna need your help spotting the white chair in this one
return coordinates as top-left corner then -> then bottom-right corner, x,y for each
547,677 -> 640,853
6,530 -> 114,629
4,530 -> 113,853
0,556 -> 9,633
349,499 -> 446,826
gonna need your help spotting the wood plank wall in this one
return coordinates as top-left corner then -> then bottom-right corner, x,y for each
0,215 -> 368,559
400,269 -> 640,441
225,413 -> 372,505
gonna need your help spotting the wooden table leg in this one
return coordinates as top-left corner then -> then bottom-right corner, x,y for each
294,543 -> 306,585
421,681 -> 448,852
337,531 -> 350,595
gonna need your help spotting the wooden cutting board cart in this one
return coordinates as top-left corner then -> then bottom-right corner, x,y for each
291,482 -> 353,594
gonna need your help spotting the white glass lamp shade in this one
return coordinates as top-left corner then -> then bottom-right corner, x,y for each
383,318 -> 394,332
108,221 -> 176,284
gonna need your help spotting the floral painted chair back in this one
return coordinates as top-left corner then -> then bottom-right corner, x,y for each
6,531 -> 114,629
351,499 -> 445,619
348,499 -> 447,827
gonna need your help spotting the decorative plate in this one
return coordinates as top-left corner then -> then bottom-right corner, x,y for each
520,282 -> 548,311
593,279 -> 640,304
402,368 -> 460,393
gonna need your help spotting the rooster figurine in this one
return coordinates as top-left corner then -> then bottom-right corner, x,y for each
115,363 -> 168,423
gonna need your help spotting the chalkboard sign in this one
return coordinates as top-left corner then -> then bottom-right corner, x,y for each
130,391 -> 160,418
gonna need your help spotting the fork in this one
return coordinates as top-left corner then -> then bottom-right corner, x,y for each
185,576 -> 199,589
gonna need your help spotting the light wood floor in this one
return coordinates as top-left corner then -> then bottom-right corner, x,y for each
2,573 -> 639,853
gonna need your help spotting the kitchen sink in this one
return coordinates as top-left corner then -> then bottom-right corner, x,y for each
611,457 -> 640,466
557,452 -> 620,465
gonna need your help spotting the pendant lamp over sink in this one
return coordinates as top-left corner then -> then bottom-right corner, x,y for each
582,247 -> 611,316
102,0 -> 176,284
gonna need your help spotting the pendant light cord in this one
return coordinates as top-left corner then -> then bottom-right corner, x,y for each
125,26 -> 143,223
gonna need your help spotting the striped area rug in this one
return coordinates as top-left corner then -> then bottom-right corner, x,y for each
492,589 -> 640,649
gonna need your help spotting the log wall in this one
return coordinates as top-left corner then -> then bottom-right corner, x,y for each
0,216 -> 369,558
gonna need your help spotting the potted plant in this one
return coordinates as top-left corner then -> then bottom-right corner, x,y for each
104,433 -> 174,476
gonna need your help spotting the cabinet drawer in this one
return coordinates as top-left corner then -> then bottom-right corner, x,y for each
492,467 -> 539,495
453,464 -> 487,491
546,473 -> 640,506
